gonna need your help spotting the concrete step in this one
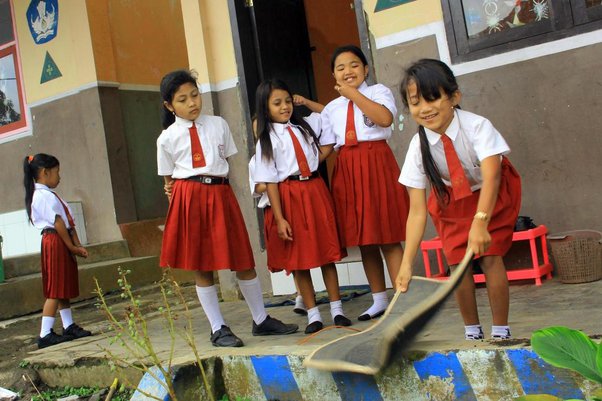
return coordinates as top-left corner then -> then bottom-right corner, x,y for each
3,240 -> 132,279
0,255 -> 160,320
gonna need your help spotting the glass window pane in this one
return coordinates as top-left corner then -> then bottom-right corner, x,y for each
0,0 -> 14,45
462,0 -> 551,39
0,53 -> 21,127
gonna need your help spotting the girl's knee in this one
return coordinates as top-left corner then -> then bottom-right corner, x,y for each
194,270 -> 215,286
235,269 -> 257,280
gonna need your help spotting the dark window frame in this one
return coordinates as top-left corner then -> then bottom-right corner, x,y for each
442,0 -> 602,63
0,0 -> 27,137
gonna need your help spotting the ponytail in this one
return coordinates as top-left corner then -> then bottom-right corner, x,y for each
418,126 -> 450,206
23,154 -> 60,223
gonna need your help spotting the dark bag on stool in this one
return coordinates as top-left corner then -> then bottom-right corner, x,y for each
514,216 -> 536,232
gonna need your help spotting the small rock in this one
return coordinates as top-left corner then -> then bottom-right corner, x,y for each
0,386 -> 19,401
57,396 -> 80,401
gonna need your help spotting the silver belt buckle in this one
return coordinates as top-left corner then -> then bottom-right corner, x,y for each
299,175 -> 310,181
202,177 -> 213,184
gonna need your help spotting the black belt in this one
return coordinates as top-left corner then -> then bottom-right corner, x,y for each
41,228 -> 74,235
185,175 -> 229,185
287,171 -> 319,181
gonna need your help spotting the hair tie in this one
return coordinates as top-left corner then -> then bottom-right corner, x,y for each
27,155 -> 34,163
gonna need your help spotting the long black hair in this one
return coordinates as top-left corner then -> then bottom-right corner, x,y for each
400,58 -> 460,205
159,69 -> 198,129
254,79 -> 320,162
23,153 -> 60,223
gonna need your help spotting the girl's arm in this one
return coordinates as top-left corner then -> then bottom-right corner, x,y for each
335,83 -> 393,127
266,183 -> 293,241
254,183 -> 267,194
163,176 -> 174,201
318,144 -> 334,162
70,229 -> 88,258
55,215 -> 87,257
395,187 -> 428,292
293,94 -> 325,113
468,155 -> 502,255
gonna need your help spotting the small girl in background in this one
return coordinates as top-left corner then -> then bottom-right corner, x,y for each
396,59 -> 521,340
23,154 -> 92,349
253,79 -> 350,334
321,45 -> 410,321
158,70 -> 298,347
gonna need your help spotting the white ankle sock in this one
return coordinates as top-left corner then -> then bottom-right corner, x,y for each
295,295 -> 306,310
361,291 -> 388,317
465,324 -> 484,340
40,316 -> 55,337
238,277 -> 268,325
59,308 -> 74,329
196,285 -> 226,333
491,325 -> 511,339
330,300 -> 344,320
307,306 -> 322,324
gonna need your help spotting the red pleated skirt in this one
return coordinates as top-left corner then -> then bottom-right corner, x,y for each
263,176 -> 343,273
41,232 -> 79,299
331,140 -> 410,247
160,179 -> 255,271
428,157 -> 522,265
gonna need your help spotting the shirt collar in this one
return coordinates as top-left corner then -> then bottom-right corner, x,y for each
271,121 -> 291,135
34,183 -> 50,190
424,110 -> 460,145
174,115 -> 202,128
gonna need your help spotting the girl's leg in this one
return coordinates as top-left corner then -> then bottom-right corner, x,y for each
480,255 -> 511,338
358,245 -> 388,320
237,269 -> 299,336
293,270 -> 323,334
293,275 -> 307,315
380,242 -> 404,284
40,298 -> 59,337
450,263 -> 483,339
59,299 -> 92,339
321,263 -> 351,326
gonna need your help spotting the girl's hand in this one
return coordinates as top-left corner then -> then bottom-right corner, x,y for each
395,263 -> 413,292
164,180 -> 174,201
334,81 -> 358,100
293,94 -> 307,106
467,221 -> 491,255
276,219 -> 293,241
72,246 -> 88,258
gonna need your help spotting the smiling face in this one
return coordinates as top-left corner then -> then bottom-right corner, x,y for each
164,82 -> 202,121
268,88 -> 293,124
332,51 -> 368,89
406,81 -> 461,135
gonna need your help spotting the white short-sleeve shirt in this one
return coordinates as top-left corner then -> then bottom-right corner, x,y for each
248,155 -> 270,209
157,114 -> 237,179
321,82 -> 397,149
399,109 -> 510,191
31,183 -> 74,230
254,122 -> 320,183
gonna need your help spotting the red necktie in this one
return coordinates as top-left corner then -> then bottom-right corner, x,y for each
52,192 -> 76,228
440,134 -> 472,200
189,123 -> 206,168
344,101 -> 358,146
287,126 -> 311,178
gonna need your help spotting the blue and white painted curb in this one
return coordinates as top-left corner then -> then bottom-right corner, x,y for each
133,349 -> 601,400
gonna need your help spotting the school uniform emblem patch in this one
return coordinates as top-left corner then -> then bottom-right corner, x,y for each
363,114 -> 375,127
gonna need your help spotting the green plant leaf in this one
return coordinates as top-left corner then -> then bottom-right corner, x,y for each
531,326 -> 602,384
514,395 -> 563,401
598,339 -> 602,375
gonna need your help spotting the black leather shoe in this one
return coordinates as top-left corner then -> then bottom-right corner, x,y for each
358,309 -> 385,321
304,321 -> 323,334
333,315 -> 352,327
252,315 -> 298,336
210,325 -> 244,347
37,329 -> 72,349
63,323 -> 92,339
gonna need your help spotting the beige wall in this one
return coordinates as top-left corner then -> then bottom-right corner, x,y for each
362,0 -> 443,38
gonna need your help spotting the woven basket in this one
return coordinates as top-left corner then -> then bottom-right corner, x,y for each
548,230 -> 602,284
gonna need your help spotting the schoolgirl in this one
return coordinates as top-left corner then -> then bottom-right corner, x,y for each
253,79 -> 350,334
396,59 -> 521,340
23,154 -> 92,349
157,70 -> 298,347
321,45 -> 410,321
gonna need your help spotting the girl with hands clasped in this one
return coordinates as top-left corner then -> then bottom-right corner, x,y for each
157,70 -> 298,348
396,59 -> 521,340
321,45 -> 410,321
23,154 -> 92,349
254,79 -> 351,334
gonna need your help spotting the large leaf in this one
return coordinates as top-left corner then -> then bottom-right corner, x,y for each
531,326 -> 602,384
513,395 -> 564,401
